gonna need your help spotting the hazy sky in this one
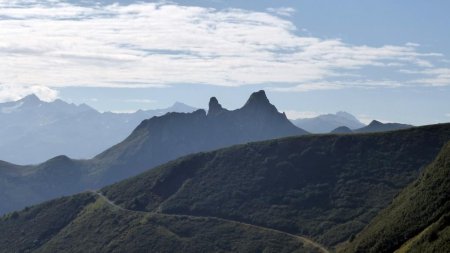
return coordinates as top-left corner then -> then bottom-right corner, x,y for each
1,0 -> 449,125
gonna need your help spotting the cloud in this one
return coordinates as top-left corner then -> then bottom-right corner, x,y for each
0,0 -> 448,92
405,42 -> 420,47
122,99 -> 156,104
414,68 -> 450,86
270,80 -> 404,92
284,110 -> 322,120
267,7 -> 296,17
0,84 -> 59,102
356,114 -> 395,124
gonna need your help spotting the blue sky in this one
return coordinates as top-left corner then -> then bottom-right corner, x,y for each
1,0 -> 449,125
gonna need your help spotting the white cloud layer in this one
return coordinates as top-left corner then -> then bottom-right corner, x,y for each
267,7 -> 296,17
0,0 -> 449,97
284,110 -> 322,120
0,84 -> 59,102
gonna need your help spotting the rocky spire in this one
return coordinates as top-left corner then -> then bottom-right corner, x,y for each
242,90 -> 271,109
208,97 -> 224,116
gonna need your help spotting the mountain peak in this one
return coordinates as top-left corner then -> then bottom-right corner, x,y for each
167,102 -> 196,113
19,94 -> 41,104
368,120 -> 383,126
336,111 -> 360,122
243,90 -> 271,108
331,126 -> 353,134
208,97 -> 224,116
172,102 -> 186,107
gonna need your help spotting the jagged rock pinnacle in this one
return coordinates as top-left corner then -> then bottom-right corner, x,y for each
208,97 -> 224,116
243,90 -> 270,108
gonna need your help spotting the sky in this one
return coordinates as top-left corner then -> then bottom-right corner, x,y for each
0,0 -> 449,125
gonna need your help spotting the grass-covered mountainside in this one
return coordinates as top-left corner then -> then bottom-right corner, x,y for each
0,90 -> 306,215
0,123 -> 449,252
339,141 -> 450,253
0,193 -> 322,253
100,123 -> 450,248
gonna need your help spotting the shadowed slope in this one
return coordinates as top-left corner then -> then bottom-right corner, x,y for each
102,123 -> 450,246
0,193 -> 321,253
339,142 -> 450,253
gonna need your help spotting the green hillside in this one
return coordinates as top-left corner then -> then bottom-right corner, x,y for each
0,193 -> 322,253
339,141 -> 450,253
394,215 -> 450,253
102,123 -> 450,247
1,123 -> 450,251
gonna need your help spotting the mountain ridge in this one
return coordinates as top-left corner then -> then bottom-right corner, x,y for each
354,120 -> 413,133
0,90 -> 307,214
292,111 -> 365,133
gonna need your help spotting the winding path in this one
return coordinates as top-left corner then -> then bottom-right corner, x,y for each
90,191 -> 330,253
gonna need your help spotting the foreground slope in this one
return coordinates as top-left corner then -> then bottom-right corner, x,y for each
102,123 -> 450,247
339,141 -> 450,253
0,90 -> 306,214
0,193 -> 322,253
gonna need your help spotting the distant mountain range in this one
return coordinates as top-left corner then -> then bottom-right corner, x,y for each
353,120 -> 413,133
330,120 -> 413,134
0,90 -> 307,214
291,111 -> 366,133
1,123 -> 449,252
292,111 -> 413,134
0,95 -> 196,164
0,95 -> 413,165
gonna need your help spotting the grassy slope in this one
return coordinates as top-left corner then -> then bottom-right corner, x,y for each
102,123 -> 450,246
0,193 -> 96,253
0,194 -> 319,253
339,142 -> 450,253
395,214 -> 450,253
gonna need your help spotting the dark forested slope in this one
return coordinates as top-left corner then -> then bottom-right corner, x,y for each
0,193 -> 321,253
339,141 -> 450,253
102,123 -> 450,246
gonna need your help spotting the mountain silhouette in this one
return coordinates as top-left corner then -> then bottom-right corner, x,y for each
354,120 -> 413,133
331,126 -> 353,134
0,90 -> 307,214
292,111 -> 365,133
93,90 -> 306,186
